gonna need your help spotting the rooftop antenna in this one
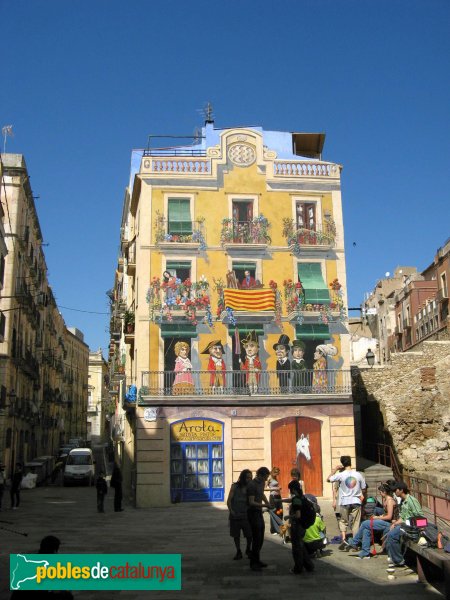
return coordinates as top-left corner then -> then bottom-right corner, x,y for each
2,124 -> 14,153
198,102 -> 215,125
192,127 -> 202,144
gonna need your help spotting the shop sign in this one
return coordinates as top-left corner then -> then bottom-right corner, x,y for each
170,419 -> 223,442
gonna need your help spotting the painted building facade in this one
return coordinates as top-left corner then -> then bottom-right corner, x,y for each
110,124 -> 353,506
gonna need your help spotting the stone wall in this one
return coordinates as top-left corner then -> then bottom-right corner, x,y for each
355,340 -> 450,482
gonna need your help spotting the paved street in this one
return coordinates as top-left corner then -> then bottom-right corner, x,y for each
0,485 -> 441,600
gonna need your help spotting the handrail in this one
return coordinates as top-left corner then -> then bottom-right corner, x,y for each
139,369 -> 352,397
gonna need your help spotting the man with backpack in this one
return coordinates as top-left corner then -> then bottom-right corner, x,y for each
327,456 -> 366,550
287,480 -> 315,574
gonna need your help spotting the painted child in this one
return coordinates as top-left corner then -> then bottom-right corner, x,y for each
241,330 -> 261,394
173,341 -> 194,395
202,340 -> 226,392
291,339 -> 307,391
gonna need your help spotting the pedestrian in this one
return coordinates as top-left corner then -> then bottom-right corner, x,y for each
110,463 -> 124,512
10,535 -> 74,599
289,467 -> 305,493
10,463 -> 23,510
288,479 -> 314,574
266,467 -> 283,534
327,455 -> 366,550
385,481 -> 424,572
96,472 -> 108,513
247,466 -> 271,571
0,464 -> 5,510
226,469 -> 252,560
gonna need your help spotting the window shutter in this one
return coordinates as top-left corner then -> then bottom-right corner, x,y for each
168,199 -> 192,235
297,263 -> 330,304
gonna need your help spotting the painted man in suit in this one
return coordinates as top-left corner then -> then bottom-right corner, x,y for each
241,330 -> 261,393
291,339 -> 307,391
273,334 -> 291,393
202,340 -> 226,392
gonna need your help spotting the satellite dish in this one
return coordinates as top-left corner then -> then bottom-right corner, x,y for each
385,272 -> 390,278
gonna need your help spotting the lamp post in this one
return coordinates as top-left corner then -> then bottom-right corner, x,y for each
365,349 -> 375,368
8,389 -> 17,477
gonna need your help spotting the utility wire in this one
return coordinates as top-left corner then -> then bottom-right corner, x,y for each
57,304 -> 110,315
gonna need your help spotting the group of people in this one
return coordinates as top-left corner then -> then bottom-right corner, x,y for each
227,456 -> 425,576
170,333 -> 339,395
227,466 -> 326,574
328,455 -> 424,571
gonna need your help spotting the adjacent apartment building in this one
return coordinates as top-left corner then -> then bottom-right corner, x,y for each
0,154 -> 89,477
109,123 -> 352,507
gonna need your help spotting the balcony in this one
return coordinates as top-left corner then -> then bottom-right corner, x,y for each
282,217 -> 336,257
403,318 -> 411,330
139,369 -> 352,404
220,217 -> 271,253
154,212 -> 206,252
436,288 -> 449,303
147,277 -> 212,326
127,239 -> 136,275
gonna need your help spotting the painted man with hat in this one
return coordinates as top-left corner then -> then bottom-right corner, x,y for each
291,339 -> 307,391
241,330 -> 261,393
273,334 -> 291,393
202,340 -> 226,392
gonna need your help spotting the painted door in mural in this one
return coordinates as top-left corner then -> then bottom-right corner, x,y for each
271,417 -> 323,496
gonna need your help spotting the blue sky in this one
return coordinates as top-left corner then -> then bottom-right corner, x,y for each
2,0 -> 449,354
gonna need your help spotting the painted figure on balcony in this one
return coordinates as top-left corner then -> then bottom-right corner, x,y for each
312,344 -> 337,391
274,334 -> 291,393
240,270 -> 257,289
241,330 -> 261,393
173,341 -> 194,395
202,340 -> 226,392
291,339 -> 307,391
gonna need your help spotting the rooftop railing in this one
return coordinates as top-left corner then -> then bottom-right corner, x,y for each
139,369 -> 351,397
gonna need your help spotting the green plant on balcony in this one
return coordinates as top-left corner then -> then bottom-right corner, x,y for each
124,310 -> 135,333
220,215 -> 271,245
154,210 -> 165,243
146,275 -> 212,326
213,277 -> 226,318
283,278 -> 305,324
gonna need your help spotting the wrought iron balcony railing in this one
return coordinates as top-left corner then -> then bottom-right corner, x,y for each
220,218 -> 271,245
139,369 -> 351,398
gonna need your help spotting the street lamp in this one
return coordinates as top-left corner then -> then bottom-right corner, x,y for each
7,389 -> 17,476
365,349 -> 375,368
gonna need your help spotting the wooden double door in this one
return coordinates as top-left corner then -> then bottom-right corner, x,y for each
271,417 -> 323,497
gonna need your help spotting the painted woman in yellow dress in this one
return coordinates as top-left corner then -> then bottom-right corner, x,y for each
312,344 -> 337,391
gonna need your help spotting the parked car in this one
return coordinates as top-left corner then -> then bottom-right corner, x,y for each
63,448 -> 95,486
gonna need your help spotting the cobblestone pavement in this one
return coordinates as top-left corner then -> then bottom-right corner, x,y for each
0,485 -> 441,600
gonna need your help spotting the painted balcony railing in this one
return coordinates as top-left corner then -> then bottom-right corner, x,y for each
142,157 -> 211,174
147,276 -> 213,326
220,216 -> 271,245
282,217 -> 337,256
154,212 -> 206,249
139,369 -> 351,397
273,161 -> 339,177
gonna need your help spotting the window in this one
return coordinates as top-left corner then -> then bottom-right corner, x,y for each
168,198 -> 192,235
297,262 -> 330,304
232,262 -> 256,287
0,255 -> 5,286
166,261 -> 191,283
296,201 -> 316,231
441,273 -> 448,297
0,311 -> 5,340
232,200 -> 253,223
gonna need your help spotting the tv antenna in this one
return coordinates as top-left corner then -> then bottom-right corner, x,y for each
197,102 -> 215,125
2,124 -> 14,153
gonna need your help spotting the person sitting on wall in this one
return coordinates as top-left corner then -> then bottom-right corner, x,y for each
202,340 -> 226,392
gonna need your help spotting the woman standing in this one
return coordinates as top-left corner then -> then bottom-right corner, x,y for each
266,467 -> 283,534
172,341 -> 194,395
226,469 -> 253,560
312,344 -> 337,391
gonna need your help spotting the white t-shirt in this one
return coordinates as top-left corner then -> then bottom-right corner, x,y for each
329,469 -> 366,506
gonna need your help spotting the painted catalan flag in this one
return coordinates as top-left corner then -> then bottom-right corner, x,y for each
223,289 -> 275,311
